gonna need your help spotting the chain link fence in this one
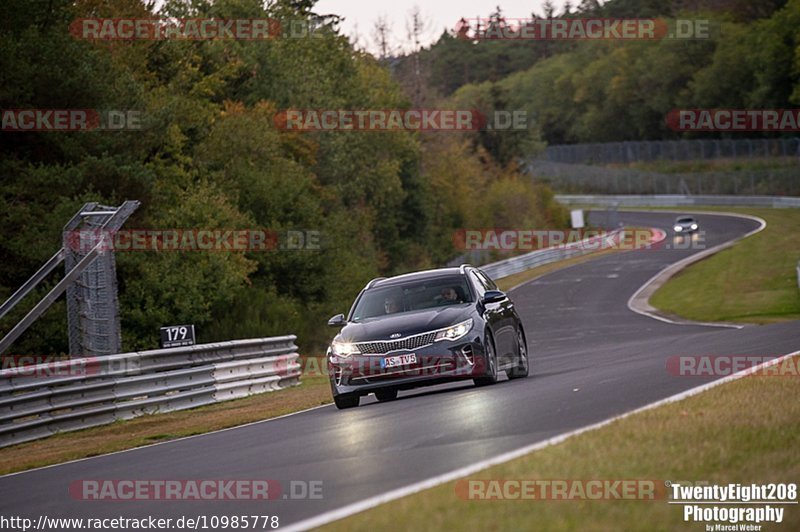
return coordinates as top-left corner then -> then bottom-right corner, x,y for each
531,138 -> 800,196
530,160 -> 800,196
542,138 -> 800,165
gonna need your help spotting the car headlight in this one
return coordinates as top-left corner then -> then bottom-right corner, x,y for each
434,318 -> 473,342
331,341 -> 360,357
674,225 -> 683,232
690,224 -> 698,230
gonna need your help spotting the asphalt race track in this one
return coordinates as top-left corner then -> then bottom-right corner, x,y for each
1,211 -> 798,530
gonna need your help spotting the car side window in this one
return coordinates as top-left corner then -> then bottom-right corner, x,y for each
476,269 -> 497,290
469,271 -> 486,298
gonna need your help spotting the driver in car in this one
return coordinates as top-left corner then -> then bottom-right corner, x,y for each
439,287 -> 462,304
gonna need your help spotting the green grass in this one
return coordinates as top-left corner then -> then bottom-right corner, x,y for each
323,366 -> 800,532
650,207 -> 800,323
622,157 -> 797,174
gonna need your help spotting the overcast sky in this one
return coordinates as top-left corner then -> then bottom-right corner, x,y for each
315,0 -> 570,53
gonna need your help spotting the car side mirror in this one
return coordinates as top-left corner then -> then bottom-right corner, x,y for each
482,290 -> 507,304
327,313 -> 346,327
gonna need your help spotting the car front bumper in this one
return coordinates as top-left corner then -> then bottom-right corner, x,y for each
328,334 -> 488,396
674,225 -> 698,233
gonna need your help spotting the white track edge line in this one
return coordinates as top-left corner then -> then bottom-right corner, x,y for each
625,210 -> 766,329
283,349 -> 800,532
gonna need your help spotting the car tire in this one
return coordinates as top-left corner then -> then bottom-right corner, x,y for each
474,333 -> 499,387
507,328 -> 529,379
375,388 -> 398,402
333,393 -> 360,409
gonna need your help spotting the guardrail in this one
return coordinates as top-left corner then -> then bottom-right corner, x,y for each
481,229 -> 624,280
554,194 -> 800,208
0,336 -> 300,448
797,260 -> 800,291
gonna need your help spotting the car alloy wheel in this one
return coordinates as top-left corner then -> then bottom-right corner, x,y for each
508,328 -> 529,379
474,333 -> 498,386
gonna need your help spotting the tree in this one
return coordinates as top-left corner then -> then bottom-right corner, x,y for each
372,15 -> 393,60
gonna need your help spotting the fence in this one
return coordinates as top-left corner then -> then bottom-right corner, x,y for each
554,194 -> 800,209
543,138 -> 800,165
0,336 -> 300,448
529,160 -> 800,196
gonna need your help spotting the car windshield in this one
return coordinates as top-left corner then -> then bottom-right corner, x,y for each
351,276 -> 472,321
676,217 -> 695,223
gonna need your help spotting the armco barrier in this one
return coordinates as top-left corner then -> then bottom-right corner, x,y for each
554,194 -> 800,208
481,229 -> 624,280
0,336 -> 299,448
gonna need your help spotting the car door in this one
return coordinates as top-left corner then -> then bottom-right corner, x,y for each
477,269 -> 516,363
470,270 -> 512,365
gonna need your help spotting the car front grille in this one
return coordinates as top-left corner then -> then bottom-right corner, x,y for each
356,331 -> 437,354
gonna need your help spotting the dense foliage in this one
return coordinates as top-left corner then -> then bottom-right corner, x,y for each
0,0 -> 565,354
397,0 -> 798,143
7,0 -> 793,355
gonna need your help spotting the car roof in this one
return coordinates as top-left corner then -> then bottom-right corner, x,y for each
368,267 -> 469,289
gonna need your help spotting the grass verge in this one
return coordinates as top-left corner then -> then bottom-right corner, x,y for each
625,156 -> 797,174
649,207 -> 800,324
323,361 -> 800,531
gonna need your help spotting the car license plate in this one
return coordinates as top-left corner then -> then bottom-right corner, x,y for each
382,353 -> 416,369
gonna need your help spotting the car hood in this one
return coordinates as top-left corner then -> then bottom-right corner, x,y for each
337,305 -> 474,343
